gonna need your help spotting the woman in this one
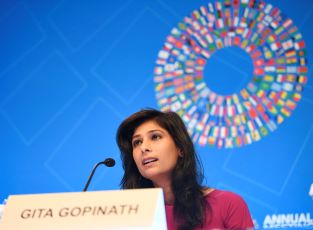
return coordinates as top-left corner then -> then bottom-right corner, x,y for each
116,108 -> 254,230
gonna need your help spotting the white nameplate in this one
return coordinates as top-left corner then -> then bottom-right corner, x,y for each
0,188 -> 167,230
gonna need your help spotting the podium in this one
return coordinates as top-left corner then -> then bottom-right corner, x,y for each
0,188 -> 167,229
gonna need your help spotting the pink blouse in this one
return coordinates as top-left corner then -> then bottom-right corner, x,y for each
165,189 -> 254,229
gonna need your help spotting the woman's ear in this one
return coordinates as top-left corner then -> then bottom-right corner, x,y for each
178,148 -> 183,157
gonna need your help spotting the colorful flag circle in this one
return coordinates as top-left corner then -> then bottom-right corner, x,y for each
154,0 -> 308,148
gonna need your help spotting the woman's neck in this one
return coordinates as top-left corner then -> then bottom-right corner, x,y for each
153,181 -> 174,205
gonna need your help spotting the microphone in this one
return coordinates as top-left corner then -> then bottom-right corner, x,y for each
83,158 -> 115,192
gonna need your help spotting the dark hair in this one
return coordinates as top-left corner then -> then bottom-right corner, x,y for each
116,108 -> 209,229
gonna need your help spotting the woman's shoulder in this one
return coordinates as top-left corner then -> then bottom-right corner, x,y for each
204,188 -> 248,206
204,188 -> 242,198
203,188 -> 254,228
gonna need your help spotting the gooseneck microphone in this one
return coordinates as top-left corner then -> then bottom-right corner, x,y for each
83,158 -> 116,192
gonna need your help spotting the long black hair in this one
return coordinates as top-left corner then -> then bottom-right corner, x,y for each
116,108 -> 209,229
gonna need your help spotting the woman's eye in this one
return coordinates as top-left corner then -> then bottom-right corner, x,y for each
132,139 -> 142,147
152,134 -> 161,140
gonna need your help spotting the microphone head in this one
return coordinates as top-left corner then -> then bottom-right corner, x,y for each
103,158 -> 115,167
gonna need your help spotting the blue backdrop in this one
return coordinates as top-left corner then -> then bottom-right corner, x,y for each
1,0 -> 312,229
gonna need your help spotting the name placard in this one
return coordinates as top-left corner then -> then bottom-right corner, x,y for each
0,188 -> 167,230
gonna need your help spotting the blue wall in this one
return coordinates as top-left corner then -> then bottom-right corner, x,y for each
1,0 -> 313,229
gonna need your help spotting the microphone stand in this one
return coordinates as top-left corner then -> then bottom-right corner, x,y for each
83,162 -> 103,192
83,158 -> 115,192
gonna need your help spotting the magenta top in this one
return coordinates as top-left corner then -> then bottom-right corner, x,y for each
165,189 -> 254,230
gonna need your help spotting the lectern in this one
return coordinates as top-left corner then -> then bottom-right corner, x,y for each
0,188 -> 167,229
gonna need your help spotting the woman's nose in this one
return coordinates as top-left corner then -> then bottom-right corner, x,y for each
140,142 -> 151,154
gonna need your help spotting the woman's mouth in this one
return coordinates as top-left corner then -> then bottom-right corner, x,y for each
142,157 -> 158,166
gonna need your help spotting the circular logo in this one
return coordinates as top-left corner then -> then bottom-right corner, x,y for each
154,0 -> 308,148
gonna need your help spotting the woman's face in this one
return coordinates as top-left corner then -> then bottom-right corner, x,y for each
131,120 -> 181,185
